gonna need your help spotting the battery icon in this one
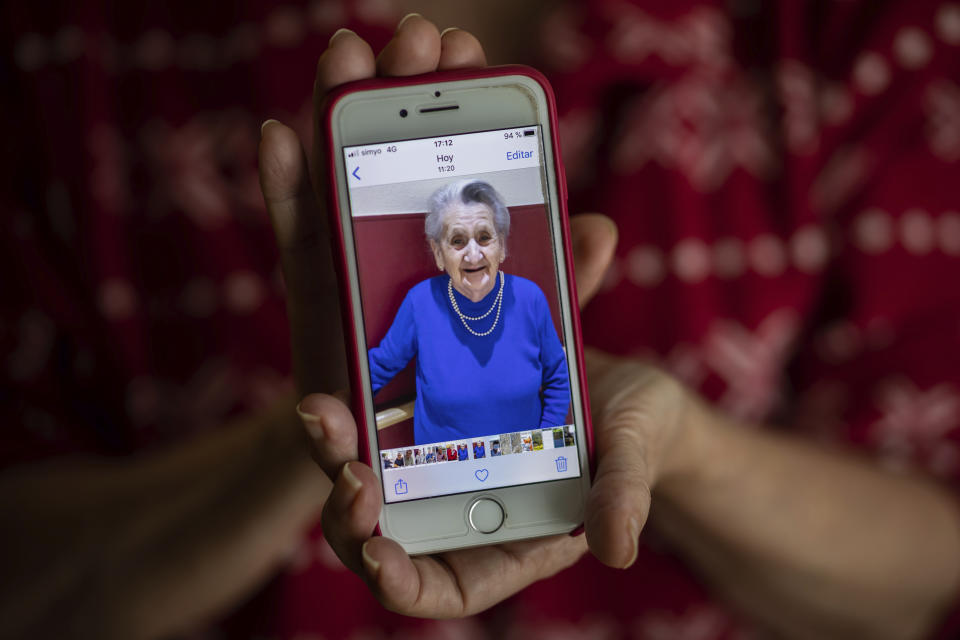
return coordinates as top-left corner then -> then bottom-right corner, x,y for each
523,129 -> 535,137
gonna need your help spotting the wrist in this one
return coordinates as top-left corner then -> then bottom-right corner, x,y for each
654,387 -> 715,490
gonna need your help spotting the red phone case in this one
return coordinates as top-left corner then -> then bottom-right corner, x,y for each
321,65 -> 595,532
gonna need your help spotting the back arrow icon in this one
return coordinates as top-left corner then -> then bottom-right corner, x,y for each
352,167 -> 361,180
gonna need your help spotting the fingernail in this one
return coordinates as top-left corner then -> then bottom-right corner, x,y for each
341,461 -> 363,493
260,118 -> 279,137
397,12 -> 421,31
296,401 -> 325,440
439,27 -> 460,38
328,27 -> 355,46
362,540 -> 381,574
623,516 -> 640,569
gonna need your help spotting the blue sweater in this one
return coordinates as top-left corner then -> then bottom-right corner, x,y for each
368,274 -> 571,445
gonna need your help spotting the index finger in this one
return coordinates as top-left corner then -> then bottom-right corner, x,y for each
314,29 -> 377,102
297,392 -> 359,479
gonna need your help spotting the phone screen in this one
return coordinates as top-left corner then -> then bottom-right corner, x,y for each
343,125 -> 583,504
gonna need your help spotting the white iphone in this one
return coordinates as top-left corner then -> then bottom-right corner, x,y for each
323,66 -> 593,555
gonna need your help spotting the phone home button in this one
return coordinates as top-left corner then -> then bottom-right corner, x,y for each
467,498 -> 505,534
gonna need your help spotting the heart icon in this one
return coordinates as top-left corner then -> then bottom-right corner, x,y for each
475,469 -> 489,482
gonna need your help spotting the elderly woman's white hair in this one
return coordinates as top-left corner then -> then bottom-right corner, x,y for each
425,180 -> 511,253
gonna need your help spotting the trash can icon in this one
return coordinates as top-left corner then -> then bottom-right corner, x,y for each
555,456 -> 568,473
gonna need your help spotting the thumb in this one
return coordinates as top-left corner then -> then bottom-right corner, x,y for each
570,214 -> 617,308
583,350 -> 658,569
584,413 -> 652,569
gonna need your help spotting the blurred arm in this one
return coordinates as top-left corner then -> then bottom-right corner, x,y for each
654,399 -> 960,640
0,398 -> 327,640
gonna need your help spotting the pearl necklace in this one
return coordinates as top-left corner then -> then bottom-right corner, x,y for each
447,271 -> 504,337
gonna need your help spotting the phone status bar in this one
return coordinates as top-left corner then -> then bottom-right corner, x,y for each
343,127 -> 541,189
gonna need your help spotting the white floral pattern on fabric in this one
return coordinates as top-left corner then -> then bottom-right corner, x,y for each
10,1 -> 374,73
925,79 -> 960,162
701,310 -> 801,421
604,6 -> 733,71
611,74 -> 777,191
872,379 -> 960,476
142,115 -> 263,227
777,60 -> 821,155
635,606 -> 729,640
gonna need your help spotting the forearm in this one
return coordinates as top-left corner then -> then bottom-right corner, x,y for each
0,399 -> 328,640
653,400 -> 960,640
100,430 -> 327,640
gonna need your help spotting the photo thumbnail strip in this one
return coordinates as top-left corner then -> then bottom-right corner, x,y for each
379,425 -> 576,470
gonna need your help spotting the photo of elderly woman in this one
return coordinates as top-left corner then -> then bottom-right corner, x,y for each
364,180 -> 571,446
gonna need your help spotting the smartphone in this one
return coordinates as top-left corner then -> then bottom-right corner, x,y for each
323,66 -> 593,555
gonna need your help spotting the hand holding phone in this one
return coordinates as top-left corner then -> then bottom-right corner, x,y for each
258,16 -> 631,617
326,55 -> 598,555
